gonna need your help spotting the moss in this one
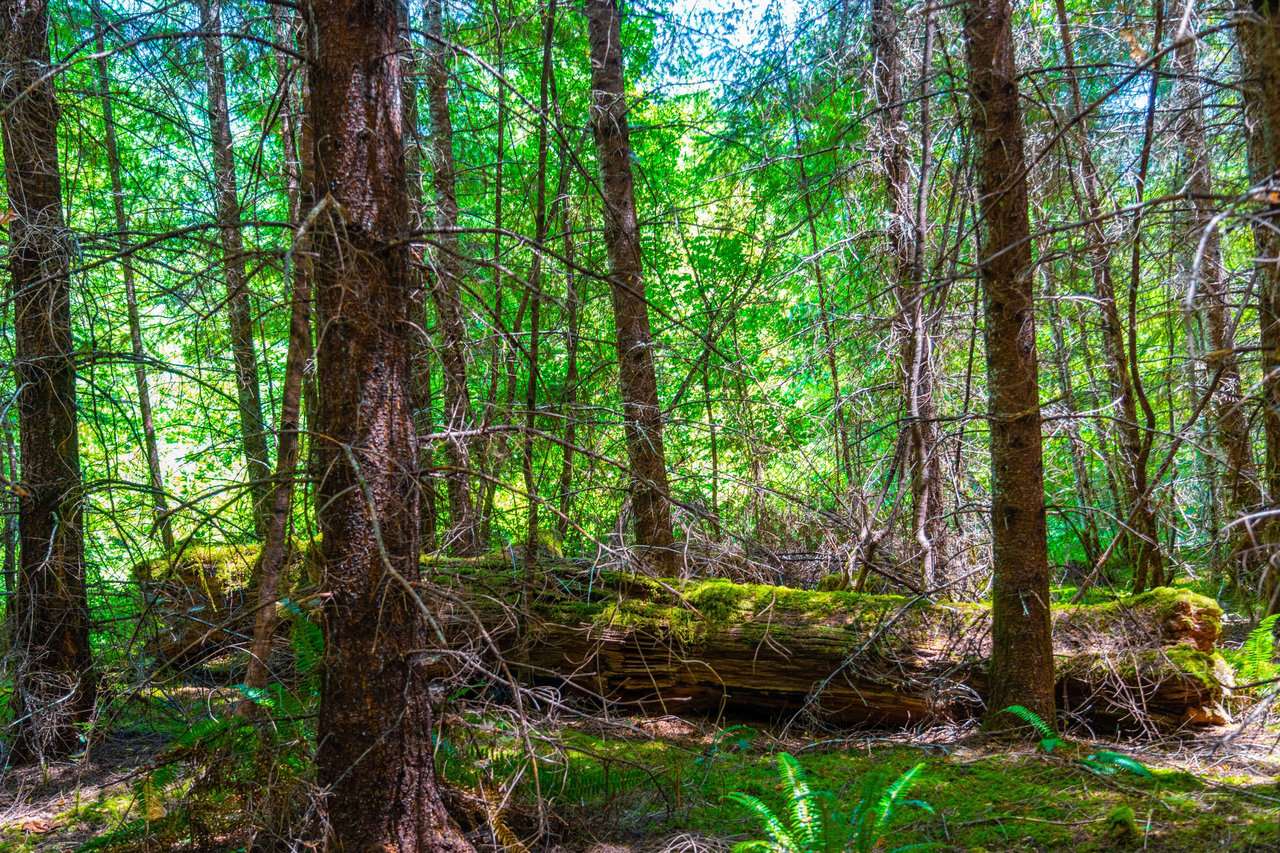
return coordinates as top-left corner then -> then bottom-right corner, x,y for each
1105,805 -> 1141,845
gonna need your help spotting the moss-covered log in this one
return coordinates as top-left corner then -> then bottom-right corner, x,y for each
133,547 -> 1233,730
432,568 -> 1232,731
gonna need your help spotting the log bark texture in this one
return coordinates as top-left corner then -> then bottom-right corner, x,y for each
435,571 -> 1231,733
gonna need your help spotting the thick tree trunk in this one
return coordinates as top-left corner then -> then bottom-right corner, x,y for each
963,0 -> 1057,730
425,0 -> 483,557
1235,0 -> 1280,613
1052,0 -> 1163,589
93,0 -> 175,553
198,0 -> 271,539
1,0 -> 97,760
870,0 -> 945,588
308,0 -> 472,848
585,0 -> 676,574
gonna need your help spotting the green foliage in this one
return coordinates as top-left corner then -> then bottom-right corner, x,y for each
1081,751 -> 1152,779
998,705 -> 1064,753
1223,614 -> 1279,688
726,752 -> 938,853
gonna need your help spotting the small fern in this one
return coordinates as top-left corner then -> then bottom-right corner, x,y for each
1224,615 -> 1279,688
999,705 -> 1063,753
1082,750 -> 1152,778
727,753 -> 939,853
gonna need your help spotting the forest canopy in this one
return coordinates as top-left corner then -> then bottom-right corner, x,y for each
1,0 -> 1280,850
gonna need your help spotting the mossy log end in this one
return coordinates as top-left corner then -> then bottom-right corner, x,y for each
432,567 -> 1232,731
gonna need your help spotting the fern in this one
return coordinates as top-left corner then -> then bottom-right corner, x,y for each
1225,615 -> 1279,688
1082,750 -> 1152,778
727,753 -> 939,853
999,705 -> 1063,752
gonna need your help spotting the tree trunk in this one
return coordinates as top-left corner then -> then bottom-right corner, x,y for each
585,0 -> 676,574
1234,0 -> 1280,613
523,0 -> 559,567
870,0 -> 945,588
1,0 -> 97,761
93,0 -> 176,553
556,201 -> 581,545
1052,0 -> 1163,590
425,0 -> 483,556
401,0 -> 440,555
308,0 -> 473,848
237,2 -> 312,717
963,0 -> 1056,730
198,0 -> 271,539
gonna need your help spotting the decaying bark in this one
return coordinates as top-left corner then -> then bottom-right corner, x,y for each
2,0 -> 97,760
433,570 -> 1230,732
964,0 -> 1057,729
198,0 -> 271,539
309,0 -> 472,847
585,0 -> 677,574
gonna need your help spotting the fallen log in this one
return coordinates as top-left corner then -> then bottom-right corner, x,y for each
431,567 -> 1232,731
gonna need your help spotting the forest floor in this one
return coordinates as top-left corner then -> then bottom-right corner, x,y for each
1,702 -> 1278,852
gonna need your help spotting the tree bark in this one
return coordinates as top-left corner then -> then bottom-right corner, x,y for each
963,0 -> 1056,730
197,0 -> 271,539
425,0 -> 483,556
870,0 -> 946,588
1235,0 -> 1280,613
1,0 -> 97,761
585,0 -> 676,573
308,0 -> 473,847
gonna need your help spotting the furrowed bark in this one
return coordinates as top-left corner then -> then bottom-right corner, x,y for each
964,0 -> 1057,730
197,0 -> 271,539
585,0 -> 676,574
1,0 -> 97,761
308,0 -> 472,847
1235,0 -> 1280,613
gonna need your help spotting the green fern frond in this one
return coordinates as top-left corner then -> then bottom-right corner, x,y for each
1226,614 -> 1279,686
777,753 -> 820,849
1084,751 -> 1151,778
731,842 -> 789,853
725,791 -> 798,852
73,817 -> 151,852
998,705 -> 1056,740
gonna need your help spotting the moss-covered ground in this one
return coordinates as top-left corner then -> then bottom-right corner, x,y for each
436,715 -> 1280,852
